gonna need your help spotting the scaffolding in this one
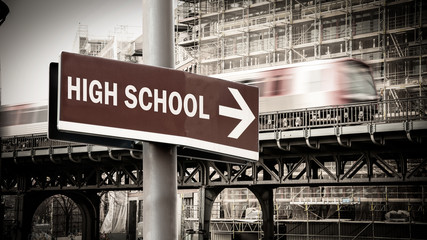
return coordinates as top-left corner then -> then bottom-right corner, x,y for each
175,0 -> 426,102
180,186 -> 426,239
73,24 -> 143,63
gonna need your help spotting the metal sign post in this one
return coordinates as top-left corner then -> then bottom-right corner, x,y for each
142,0 -> 177,239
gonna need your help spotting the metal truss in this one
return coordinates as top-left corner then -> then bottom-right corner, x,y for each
2,137 -> 426,193
1,147 -> 144,193
1,98 -> 426,193
179,151 -> 427,188
210,219 -> 262,233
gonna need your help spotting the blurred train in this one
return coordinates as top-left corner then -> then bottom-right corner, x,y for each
1,102 -> 48,137
212,58 -> 378,113
1,58 -> 378,137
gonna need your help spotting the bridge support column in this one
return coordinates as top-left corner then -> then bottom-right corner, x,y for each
249,186 -> 275,240
0,198 -> 3,239
73,191 -> 100,240
199,186 -> 224,240
14,193 -> 36,240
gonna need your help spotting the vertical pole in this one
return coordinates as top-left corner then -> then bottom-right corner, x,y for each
408,200 -> 412,239
306,203 -> 309,240
142,1 -> 177,240
142,0 -> 174,68
143,143 -> 177,240
423,186 -> 425,221
198,186 -> 206,232
371,201 -> 375,240
337,204 -> 341,240
128,201 -> 137,240
0,148 -> 3,239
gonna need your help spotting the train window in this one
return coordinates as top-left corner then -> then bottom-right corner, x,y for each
0,106 -> 48,127
257,69 -> 292,97
0,110 -> 18,126
307,69 -> 324,92
345,62 -> 376,97
294,66 -> 327,93
264,75 -> 283,96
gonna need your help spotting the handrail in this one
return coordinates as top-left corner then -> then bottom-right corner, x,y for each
259,97 -> 427,132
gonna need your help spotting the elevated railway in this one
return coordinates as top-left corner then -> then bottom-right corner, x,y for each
1,97 -> 426,192
1,97 -> 426,240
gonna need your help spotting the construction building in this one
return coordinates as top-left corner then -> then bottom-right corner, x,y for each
173,1 -> 426,239
174,0 -> 426,101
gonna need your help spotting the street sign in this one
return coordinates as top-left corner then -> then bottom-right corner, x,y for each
52,52 -> 259,161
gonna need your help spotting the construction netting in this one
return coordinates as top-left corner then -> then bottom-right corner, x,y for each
100,191 -> 128,234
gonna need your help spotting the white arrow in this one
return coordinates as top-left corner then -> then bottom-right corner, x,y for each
219,87 -> 256,139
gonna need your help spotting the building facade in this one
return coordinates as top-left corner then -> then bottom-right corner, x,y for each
174,0 -> 426,102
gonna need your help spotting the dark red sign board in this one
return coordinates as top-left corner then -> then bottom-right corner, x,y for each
53,52 -> 259,161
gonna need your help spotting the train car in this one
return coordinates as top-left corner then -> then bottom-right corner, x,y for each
0,102 -> 48,137
1,59 -> 378,137
211,58 -> 378,113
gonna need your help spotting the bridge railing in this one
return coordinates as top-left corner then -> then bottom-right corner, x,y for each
1,134 -> 84,153
259,97 -> 426,132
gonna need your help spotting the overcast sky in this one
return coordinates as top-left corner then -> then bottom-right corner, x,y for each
0,0 -> 142,105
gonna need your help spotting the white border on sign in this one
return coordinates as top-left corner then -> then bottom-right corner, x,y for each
58,121 -> 259,161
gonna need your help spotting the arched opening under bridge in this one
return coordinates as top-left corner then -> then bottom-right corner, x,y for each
32,194 -> 83,239
14,191 -> 100,240
204,186 -> 275,240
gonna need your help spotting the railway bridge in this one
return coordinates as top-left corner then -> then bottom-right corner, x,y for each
1,97 -> 427,239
